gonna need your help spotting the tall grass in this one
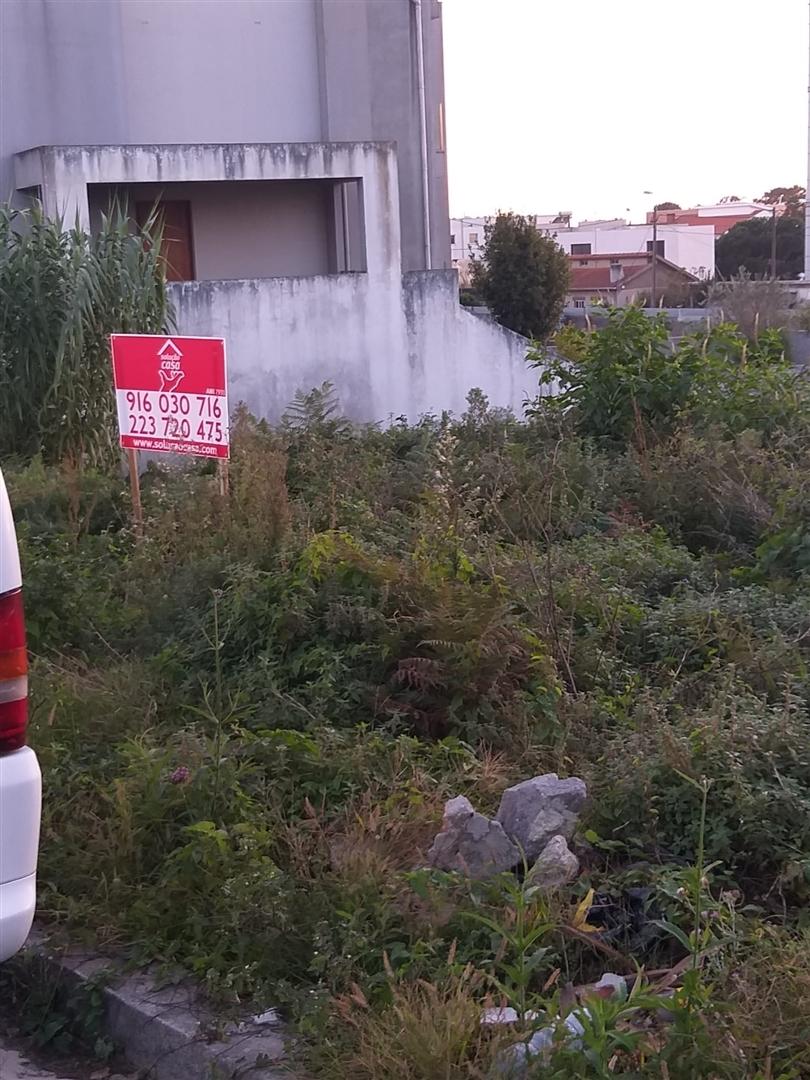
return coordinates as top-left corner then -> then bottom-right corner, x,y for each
0,202 -> 172,468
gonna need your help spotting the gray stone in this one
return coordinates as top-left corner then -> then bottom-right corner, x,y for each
495,773 -> 587,862
526,835 -> 579,890
427,795 -> 519,879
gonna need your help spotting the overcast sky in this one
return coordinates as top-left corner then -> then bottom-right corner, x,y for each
442,0 -> 808,223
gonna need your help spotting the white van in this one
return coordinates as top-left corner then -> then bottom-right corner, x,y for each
0,467 -> 41,961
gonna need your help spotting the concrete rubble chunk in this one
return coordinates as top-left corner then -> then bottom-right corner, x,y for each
495,773 -> 587,862
495,1012 -> 587,1076
526,835 -> 580,890
427,795 -> 519,879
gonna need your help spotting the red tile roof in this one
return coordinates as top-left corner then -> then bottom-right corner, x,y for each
569,266 -> 618,290
655,211 -> 760,235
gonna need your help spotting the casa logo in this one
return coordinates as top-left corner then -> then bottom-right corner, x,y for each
157,338 -> 185,392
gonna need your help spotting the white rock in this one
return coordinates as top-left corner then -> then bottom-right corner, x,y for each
496,1011 -> 588,1076
481,1007 -> 519,1026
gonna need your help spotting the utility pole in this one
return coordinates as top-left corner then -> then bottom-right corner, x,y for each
644,190 -> 658,309
651,206 -> 658,309
770,202 -> 778,281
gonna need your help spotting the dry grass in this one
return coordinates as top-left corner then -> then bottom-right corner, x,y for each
724,927 -> 810,1075
323,968 -> 514,1080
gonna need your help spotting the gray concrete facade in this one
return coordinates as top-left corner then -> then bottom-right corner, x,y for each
0,0 -> 449,272
1,1 -> 543,426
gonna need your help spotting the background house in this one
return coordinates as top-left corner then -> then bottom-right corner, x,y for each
566,253 -> 698,309
451,213 -> 714,280
645,200 -> 772,236
1,0 -> 535,422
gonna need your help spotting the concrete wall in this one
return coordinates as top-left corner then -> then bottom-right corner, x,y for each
88,180 -> 337,280
0,0 -> 450,271
167,271 -> 534,423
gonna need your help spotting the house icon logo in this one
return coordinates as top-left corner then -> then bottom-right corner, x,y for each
157,338 -> 185,392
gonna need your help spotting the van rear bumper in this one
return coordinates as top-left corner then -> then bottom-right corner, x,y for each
0,872 -> 36,961
0,746 -> 41,961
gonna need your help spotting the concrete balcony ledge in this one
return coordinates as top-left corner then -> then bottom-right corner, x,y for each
14,140 -> 401,277
15,140 -> 396,187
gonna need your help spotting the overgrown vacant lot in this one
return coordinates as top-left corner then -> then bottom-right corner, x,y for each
9,311 -> 810,1077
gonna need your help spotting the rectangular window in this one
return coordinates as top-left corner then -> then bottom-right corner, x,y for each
646,239 -> 665,257
571,242 -> 592,255
573,299 -> 586,308
468,231 -> 479,244
136,200 -> 195,281
450,233 -> 456,244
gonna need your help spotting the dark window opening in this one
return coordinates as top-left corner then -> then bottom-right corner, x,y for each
571,242 -> 592,255
136,200 -> 195,281
646,239 -> 665,257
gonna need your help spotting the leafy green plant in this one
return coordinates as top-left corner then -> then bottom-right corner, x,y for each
0,202 -> 172,468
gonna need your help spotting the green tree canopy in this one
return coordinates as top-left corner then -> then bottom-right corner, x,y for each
471,212 -> 569,340
715,216 -> 803,280
654,201 -> 681,211
757,185 -> 806,220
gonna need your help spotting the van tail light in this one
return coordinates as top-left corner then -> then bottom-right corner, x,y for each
0,588 -> 28,753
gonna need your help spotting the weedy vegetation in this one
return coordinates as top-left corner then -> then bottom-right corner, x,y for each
2,226 -> 810,1078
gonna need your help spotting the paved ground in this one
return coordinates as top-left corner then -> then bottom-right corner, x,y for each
0,1042 -> 132,1080
0,1045 -> 73,1079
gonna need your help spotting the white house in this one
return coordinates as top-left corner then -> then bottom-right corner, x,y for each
451,213 -> 714,280
553,221 -> 715,280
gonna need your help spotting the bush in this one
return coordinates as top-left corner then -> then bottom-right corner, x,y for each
7,314 -> 810,1075
531,306 -> 806,447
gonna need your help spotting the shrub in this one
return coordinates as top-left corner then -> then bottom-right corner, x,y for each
531,307 -> 807,447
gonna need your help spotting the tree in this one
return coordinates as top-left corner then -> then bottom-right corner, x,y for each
654,201 -> 681,211
471,212 -> 569,340
715,216 -> 803,280
757,185 -> 806,220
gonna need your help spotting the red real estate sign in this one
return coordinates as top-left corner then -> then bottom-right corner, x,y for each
110,334 -> 229,459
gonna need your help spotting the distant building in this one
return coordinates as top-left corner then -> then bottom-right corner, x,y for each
555,221 -> 714,280
452,214 -> 714,280
566,252 -> 698,308
450,212 -> 572,270
645,201 -> 771,237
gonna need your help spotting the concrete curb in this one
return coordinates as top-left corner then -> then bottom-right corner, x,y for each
24,932 -> 299,1079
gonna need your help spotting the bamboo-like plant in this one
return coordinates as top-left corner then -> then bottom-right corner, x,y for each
0,202 -> 173,469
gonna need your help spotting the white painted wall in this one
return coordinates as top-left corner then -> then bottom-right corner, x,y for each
168,270 -> 536,423
450,217 -> 487,266
553,223 -> 715,279
450,216 -> 715,279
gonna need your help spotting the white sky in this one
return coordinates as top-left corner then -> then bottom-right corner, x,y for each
443,0 -> 809,223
